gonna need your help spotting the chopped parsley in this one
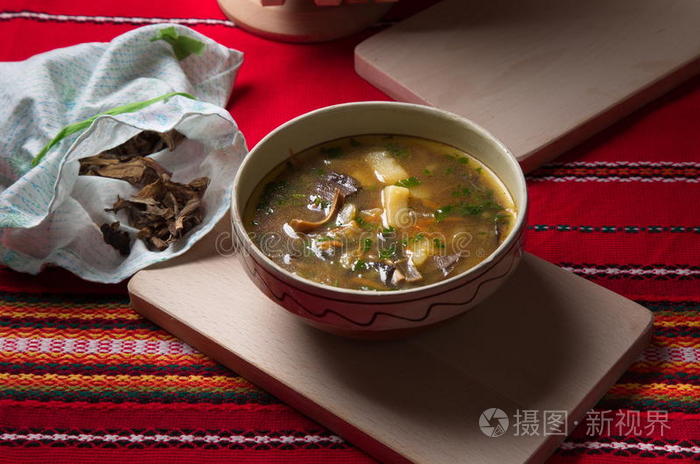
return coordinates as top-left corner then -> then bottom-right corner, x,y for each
312,197 -> 330,208
379,244 -> 397,260
256,180 -> 288,214
434,205 -> 454,222
381,226 -> 396,236
403,233 -> 426,246
355,216 -> 372,230
433,238 -> 445,249
362,238 -> 373,252
353,260 -> 368,272
423,168 -> 432,176
445,166 -> 455,175
435,195 -> 503,222
451,186 -> 471,198
386,143 -> 408,159
395,176 -> 421,188
445,153 -> 469,164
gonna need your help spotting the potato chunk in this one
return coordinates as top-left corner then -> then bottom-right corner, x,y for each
381,185 -> 410,229
406,239 -> 432,267
366,150 -> 409,185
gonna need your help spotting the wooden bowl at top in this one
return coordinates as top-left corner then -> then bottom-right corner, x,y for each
218,0 -> 395,42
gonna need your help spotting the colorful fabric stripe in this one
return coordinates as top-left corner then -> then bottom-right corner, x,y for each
557,436 -> 700,458
559,264 -> 700,279
0,428 -> 347,449
528,161 -> 700,183
528,225 -> 700,234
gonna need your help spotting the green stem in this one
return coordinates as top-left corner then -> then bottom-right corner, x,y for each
31,91 -> 196,167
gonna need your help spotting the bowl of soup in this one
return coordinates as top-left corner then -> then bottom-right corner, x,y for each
231,102 -> 527,338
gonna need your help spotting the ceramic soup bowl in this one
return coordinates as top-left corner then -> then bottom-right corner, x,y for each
231,102 -> 527,338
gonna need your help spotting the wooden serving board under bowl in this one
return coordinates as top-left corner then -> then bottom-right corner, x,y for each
355,0 -> 700,171
129,219 -> 652,464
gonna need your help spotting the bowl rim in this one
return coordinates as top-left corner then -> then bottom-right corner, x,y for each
231,101 -> 528,297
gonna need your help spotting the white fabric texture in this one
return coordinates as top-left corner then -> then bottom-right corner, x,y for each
0,24 -> 246,282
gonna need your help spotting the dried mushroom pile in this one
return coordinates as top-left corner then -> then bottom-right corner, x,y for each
79,130 -> 209,255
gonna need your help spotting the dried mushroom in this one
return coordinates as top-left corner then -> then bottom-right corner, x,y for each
109,175 -> 209,251
79,130 -> 209,255
100,222 -> 131,256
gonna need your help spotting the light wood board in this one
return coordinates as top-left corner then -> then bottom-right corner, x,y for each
129,221 -> 652,464
355,0 -> 700,171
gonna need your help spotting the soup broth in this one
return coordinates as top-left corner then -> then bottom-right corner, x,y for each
244,135 -> 516,291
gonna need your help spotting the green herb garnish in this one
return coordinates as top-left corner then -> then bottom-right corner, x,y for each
433,238 -> 445,249
434,205 -> 454,222
451,186 -> 471,198
362,238 -> 373,252
256,181 -> 288,214
423,168 -> 432,176
312,197 -> 330,208
353,260 -> 368,272
395,177 -> 421,188
386,143 -> 408,158
355,216 -> 374,231
458,204 -> 484,216
379,244 -> 397,260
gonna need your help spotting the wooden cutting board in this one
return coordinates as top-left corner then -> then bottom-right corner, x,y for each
129,219 -> 652,464
355,0 -> 700,171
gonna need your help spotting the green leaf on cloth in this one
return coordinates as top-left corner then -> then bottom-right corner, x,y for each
151,26 -> 206,60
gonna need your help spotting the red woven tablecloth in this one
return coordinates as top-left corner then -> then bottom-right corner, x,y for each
1,1 -> 698,462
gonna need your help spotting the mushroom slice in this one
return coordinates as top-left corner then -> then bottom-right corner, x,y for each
336,202 -> 357,225
395,258 -> 423,283
289,188 -> 342,233
391,268 -> 406,286
315,172 -> 360,203
404,258 -> 423,282
433,253 -> 460,277
372,262 -> 397,287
